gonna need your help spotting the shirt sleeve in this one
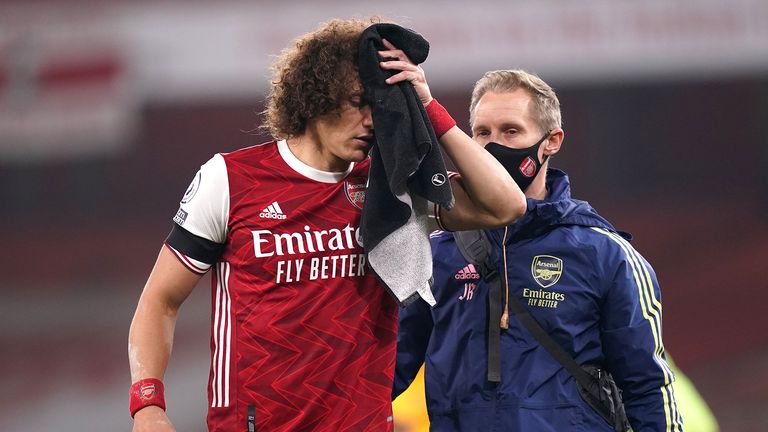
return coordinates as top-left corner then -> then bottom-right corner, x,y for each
165,154 -> 229,274
393,298 -> 433,400
596,228 -> 684,432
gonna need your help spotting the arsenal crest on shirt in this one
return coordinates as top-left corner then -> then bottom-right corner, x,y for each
344,177 -> 367,209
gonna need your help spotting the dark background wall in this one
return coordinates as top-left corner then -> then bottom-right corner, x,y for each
2,76 -> 767,430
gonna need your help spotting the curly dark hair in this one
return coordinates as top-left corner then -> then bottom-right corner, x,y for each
262,17 -> 382,139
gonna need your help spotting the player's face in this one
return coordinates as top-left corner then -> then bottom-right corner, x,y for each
471,89 -> 546,157
311,90 -> 374,171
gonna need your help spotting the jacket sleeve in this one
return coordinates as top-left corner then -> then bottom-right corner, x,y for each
393,298 -> 433,399
597,230 -> 684,432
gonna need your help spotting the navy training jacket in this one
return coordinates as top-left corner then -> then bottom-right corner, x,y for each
394,169 -> 683,431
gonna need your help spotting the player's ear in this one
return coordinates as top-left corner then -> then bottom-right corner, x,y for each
543,128 -> 563,157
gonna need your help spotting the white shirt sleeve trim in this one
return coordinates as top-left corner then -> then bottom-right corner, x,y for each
165,244 -> 211,274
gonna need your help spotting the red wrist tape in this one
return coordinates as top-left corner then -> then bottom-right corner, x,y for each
425,99 -> 456,139
130,378 -> 166,418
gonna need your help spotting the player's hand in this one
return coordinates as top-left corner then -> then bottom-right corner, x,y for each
132,405 -> 176,432
378,38 -> 434,106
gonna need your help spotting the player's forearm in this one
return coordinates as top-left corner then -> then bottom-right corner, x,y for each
128,295 -> 179,382
129,247 -> 202,381
439,127 -> 526,225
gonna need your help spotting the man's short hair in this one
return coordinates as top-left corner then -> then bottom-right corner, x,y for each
262,17 -> 381,139
469,70 -> 562,133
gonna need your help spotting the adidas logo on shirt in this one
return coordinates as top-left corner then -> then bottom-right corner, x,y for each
454,263 -> 481,280
259,202 -> 287,220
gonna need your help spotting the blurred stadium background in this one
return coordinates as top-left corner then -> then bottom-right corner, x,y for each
1,0 -> 766,430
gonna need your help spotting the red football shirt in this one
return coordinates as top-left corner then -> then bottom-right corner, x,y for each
166,140 -> 397,431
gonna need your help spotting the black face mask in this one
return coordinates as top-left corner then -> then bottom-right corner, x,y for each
484,130 -> 551,191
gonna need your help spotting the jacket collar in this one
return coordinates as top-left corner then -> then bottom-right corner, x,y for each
498,168 -> 630,243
